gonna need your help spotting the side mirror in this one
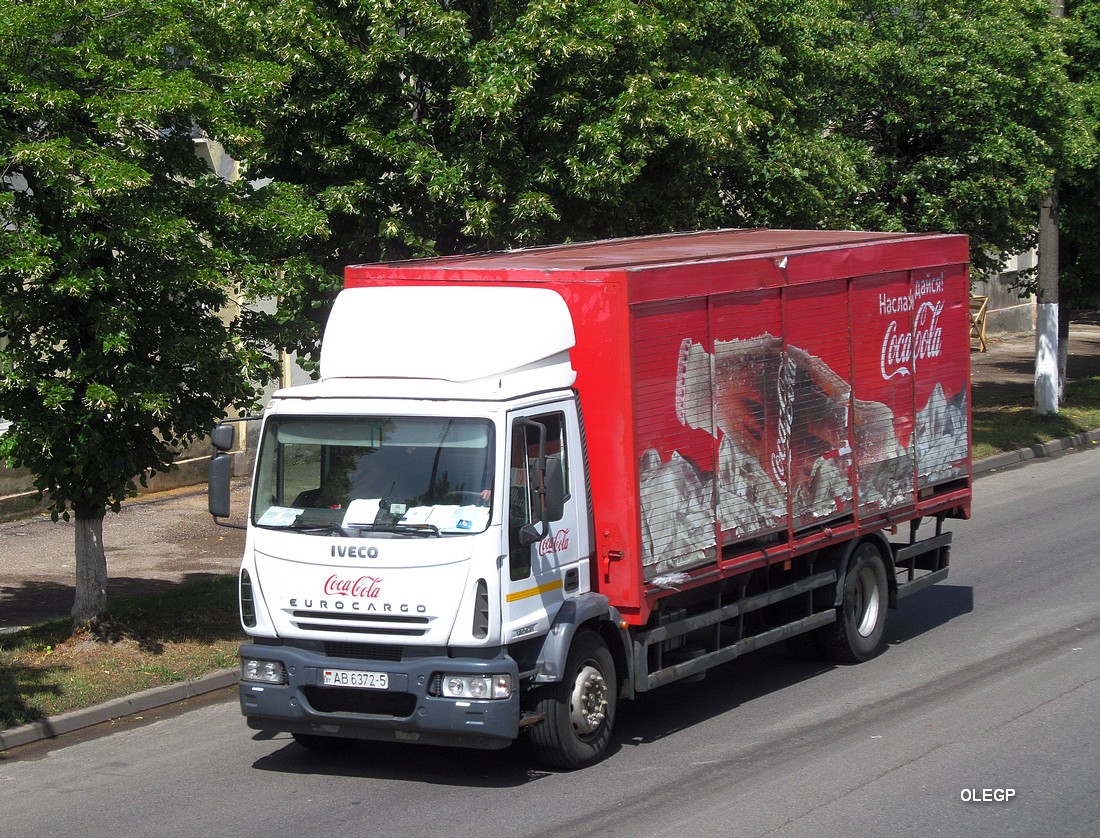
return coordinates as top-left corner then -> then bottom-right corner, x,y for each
211,423 -> 236,452
209,452 -> 233,519
518,521 -> 542,546
207,416 -> 257,530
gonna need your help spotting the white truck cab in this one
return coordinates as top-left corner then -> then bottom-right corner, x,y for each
213,286 -> 611,759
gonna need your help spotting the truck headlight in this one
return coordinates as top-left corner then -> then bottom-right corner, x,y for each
240,658 -> 286,684
441,673 -> 512,700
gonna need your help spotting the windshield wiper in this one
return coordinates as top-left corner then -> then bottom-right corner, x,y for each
261,518 -> 443,538
394,522 -> 442,537
359,522 -> 442,538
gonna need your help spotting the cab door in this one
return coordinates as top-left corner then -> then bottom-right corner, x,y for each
500,403 -> 589,642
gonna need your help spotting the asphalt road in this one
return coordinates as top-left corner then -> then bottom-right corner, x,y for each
2,450 -> 1098,838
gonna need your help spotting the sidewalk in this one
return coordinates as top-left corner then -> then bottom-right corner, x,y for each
0,484 -> 248,631
970,312 -> 1100,406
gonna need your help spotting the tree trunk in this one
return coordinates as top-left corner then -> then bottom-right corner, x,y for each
72,506 -> 108,627
1058,303 -> 1070,403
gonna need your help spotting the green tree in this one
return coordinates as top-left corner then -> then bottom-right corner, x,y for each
219,1 -> 866,273
1062,0 -> 1100,309
820,0 -> 1095,276
223,0 -> 1092,289
0,0 -> 326,625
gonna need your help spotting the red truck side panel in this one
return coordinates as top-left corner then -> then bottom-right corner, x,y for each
851,271 -> 917,517
786,280 -> 852,531
345,229 -> 973,626
911,266 -> 971,490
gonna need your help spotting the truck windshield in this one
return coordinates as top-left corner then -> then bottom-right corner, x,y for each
252,416 -> 494,536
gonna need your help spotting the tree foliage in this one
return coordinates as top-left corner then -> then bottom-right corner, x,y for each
817,0 -> 1095,276
1062,0 -> 1100,308
0,0 -> 325,621
223,0 -> 762,262
223,0 -> 1093,287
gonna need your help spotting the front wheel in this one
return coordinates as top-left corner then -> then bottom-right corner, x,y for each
821,541 -> 890,663
529,630 -> 617,770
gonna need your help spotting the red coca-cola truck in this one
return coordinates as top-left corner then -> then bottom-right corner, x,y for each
213,228 -> 972,769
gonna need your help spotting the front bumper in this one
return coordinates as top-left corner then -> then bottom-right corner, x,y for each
238,642 -> 521,750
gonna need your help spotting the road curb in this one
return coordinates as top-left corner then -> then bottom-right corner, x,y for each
3,427 -> 1099,753
0,668 -> 237,752
972,428 -> 1100,475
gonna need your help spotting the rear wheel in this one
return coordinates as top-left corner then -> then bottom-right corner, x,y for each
529,630 -> 616,770
822,541 -> 890,663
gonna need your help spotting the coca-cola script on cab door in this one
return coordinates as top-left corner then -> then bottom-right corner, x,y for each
537,529 -> 570,557
323,575 -> 383,598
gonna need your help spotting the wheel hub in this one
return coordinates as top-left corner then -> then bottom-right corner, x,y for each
854,565 -> 882,638
569,664 -> 608,735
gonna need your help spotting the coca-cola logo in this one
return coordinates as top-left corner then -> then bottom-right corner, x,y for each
881,300 -> 944,380
323,575 -> 383,598
537,529 -> 571,556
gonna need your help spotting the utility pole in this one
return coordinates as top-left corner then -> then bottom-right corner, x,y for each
1036,192 -> 1059,414
1035,0 -> 1064,416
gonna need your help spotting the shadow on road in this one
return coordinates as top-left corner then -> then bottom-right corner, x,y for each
886,583 -> 974,646
251,733 -> 550,787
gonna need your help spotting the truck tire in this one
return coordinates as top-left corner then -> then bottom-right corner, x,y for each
821,541 -> 889,663
529,630 -> 616,770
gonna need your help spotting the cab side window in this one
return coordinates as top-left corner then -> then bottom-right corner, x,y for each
507,412 -> 568,581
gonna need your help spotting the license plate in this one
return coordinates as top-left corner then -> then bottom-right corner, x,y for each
322,668 -> 389,690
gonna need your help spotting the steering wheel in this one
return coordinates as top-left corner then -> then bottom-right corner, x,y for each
440,490 -> 488,507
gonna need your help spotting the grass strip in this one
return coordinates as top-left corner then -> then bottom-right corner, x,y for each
1,575 -> 242,730
972,375 -> 1100,460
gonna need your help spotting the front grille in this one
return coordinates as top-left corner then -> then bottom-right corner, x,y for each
293,621 -> 427,636
290,610 -> 430,637
303,686 -> 417,717
324,642 -> 403,662
291,611 -> 429,624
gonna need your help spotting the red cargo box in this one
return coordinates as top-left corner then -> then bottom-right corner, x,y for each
346,228 -> 972,624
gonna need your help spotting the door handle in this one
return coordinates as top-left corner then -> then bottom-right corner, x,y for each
564,567 -> 579,593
